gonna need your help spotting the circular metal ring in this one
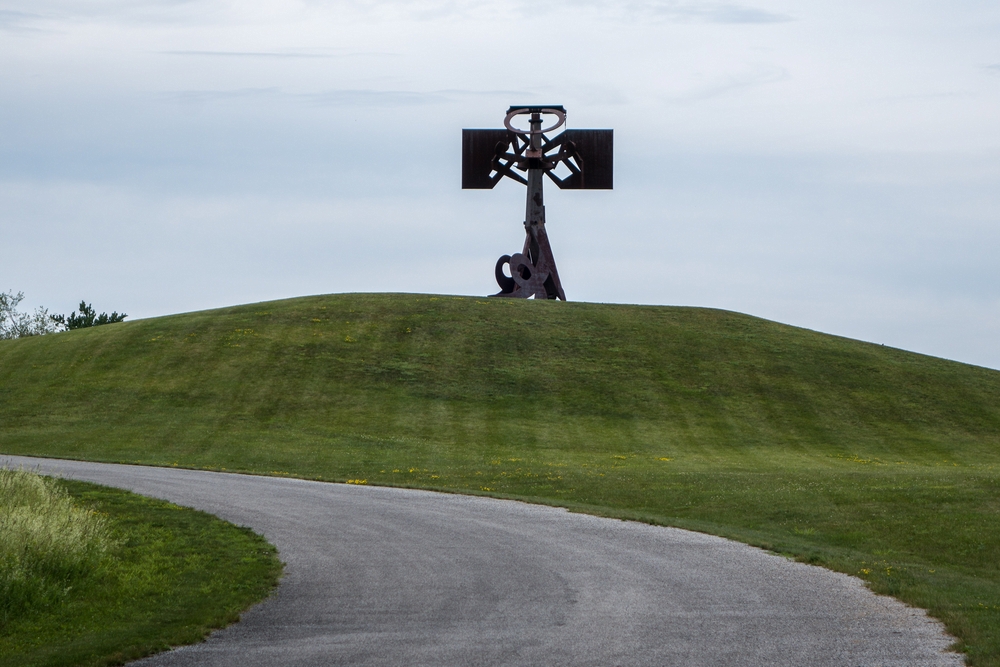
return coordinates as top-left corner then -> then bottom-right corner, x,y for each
504,108 -> 566,135
494,255 -> 515,294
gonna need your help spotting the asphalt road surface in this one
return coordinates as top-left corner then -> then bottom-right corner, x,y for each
2,455 -> 964,666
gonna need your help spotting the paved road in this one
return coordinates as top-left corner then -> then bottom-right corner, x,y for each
3,455 -> 963,666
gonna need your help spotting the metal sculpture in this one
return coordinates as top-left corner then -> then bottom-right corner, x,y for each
462,105 -> 613,299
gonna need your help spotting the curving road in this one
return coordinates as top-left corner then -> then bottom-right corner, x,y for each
2,455 -> 963,666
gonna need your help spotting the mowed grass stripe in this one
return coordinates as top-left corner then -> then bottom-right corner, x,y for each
1,293 -> 998,664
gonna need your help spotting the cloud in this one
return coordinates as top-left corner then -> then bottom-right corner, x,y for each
436,88 -> 538,98
306,88 -> 537,107
164,87 -> 282,105
664,65 -> 789,103
0,9 -> 41,22
877,90 -> 974,104
161,50 -> 339,59
162,87 -> 537,108
304,89 -> 450,107
0,0 -> 218,27
537,0 -> 793,24
327,0 -> 792,25
0,9 -> 52,31
644,2 -> 793,24
160,50 -> 403,59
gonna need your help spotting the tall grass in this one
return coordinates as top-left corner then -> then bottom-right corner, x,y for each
0,468 -> 113,627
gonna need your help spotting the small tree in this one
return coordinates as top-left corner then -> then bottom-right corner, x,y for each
51,302 -> 127,330
0,291 -> 62,340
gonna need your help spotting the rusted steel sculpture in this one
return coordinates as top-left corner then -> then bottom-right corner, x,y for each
462,106 -> 613,299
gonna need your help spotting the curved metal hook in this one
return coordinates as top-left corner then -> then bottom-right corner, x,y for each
503,108 -> 566,135
494,255 -> 516,294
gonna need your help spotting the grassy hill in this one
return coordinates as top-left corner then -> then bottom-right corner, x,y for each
2,293 -> 999,664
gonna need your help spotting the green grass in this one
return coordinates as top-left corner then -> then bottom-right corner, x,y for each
0,471 -> 282,667
1,469 -> 114,629
1,292 -> 998,664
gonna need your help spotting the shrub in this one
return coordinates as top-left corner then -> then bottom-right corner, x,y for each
0,291 -> 61,339
51,301 -> 126,330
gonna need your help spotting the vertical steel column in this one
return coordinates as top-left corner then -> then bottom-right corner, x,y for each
520,112 -> 566,300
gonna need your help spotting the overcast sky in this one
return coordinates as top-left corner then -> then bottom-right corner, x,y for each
2,0 -> 999,368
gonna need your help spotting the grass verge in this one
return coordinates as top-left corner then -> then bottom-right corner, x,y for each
0,470 -> 282,667
1,292 -> 998,663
